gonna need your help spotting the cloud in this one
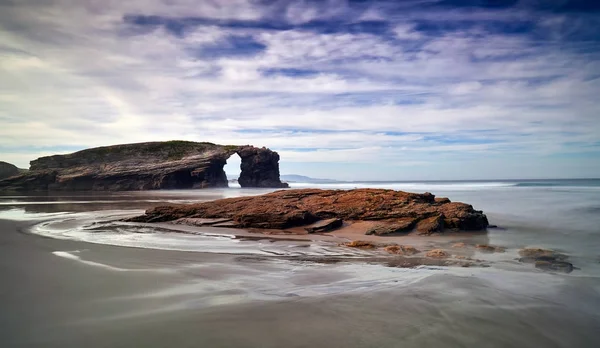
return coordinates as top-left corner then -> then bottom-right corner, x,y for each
0,0 -> 598,179
392,23 -> 423,40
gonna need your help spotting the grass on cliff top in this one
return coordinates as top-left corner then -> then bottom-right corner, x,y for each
72,141 -> 241,161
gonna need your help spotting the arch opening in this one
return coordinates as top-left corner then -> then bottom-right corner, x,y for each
223,153 -> 241,188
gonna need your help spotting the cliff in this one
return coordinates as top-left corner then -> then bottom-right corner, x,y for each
0,141 -> 288,191
129,188 -> 489,234
0,161 -> 20,180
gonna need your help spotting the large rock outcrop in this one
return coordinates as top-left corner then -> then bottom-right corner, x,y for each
129,188 -> 489,234
0,161 -> 20,180
0,141 -> 288,191
237,146 -> 288,188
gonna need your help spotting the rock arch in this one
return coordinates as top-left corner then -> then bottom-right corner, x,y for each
0,141 -> 288,191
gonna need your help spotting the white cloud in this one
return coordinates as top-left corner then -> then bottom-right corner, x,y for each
448,81 -> 483,95
392,23 -> 422,40
0,0 -> 598,178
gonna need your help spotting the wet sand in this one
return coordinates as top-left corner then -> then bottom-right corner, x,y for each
2,218 -> 600,348
0,219 -> 229,347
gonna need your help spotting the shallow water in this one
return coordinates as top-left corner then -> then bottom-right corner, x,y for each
2,180 -> 599,271
1,180 -> 600,347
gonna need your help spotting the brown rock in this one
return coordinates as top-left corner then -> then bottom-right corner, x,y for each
426,249 -> 449,258
518,248 -> 568,262
304,218 -> 343,233
384,245 -> 420,255
366,219 -> 416,235
344,240 -> 377,249
476,244 -> 506,253
452,242 -> 466,248
129,188 -> 489,232
415,215 -> 444,235
440,203 -> 489,231
435,197 -> 451,204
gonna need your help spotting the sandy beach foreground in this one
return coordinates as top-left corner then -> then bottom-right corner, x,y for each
2,217 -> 600,348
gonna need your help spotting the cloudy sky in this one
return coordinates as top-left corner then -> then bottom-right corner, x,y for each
1,0 -> 599,180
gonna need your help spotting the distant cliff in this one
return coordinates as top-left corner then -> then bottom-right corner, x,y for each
0,141 -> 288,191
0,161 -> 20,180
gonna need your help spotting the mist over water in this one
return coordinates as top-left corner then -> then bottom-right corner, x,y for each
1,179 -> 600,347
2,179 -> 600,265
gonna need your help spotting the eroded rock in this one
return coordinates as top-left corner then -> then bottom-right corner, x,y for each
518,248 -> 568,262
366,219 -> 416,235
535,261 -> 574,273
476,244 -> 506,253
129,188 -> 489,233
435,197 -> 451,204
384,245 -> 420,255
344,240 -> 377,249
0,141 -> 288,191
237,146 -> 289,188
426,249 -> 449,258
518,248 -> 573,273
415,215 -> 444,235
305,218 -> 343,233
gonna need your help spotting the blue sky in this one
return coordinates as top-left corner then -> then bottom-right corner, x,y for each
0,0 -> 599,180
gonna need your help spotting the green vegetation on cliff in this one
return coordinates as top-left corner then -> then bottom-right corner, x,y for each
0,161 -> 20,180
31,141 -> 242,170
74,141 -> 231,160
0,141 -> 287,191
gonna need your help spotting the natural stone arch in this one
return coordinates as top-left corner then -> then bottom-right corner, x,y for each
147,145 -> 290,189
154,145 -> 289,189
0,141 -> 289,191
223,152 -> 242,184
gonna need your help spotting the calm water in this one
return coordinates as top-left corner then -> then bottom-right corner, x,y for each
1,179 -> 599,347
3,179 -> 599,262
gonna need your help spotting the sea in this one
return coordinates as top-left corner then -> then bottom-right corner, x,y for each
1,178 -> 599,347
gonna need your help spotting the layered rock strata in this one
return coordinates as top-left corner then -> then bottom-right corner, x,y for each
129,188 -> 489,234
0,141 -> 288,191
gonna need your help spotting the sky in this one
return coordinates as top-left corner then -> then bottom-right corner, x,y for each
1,0 -> 599,180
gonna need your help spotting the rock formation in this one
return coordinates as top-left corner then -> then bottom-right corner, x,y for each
129,188 -> 489,234
237,146 -> 288,188
0,141 -> 288,191
0,161 -> 20,180
518,248 -> 573,273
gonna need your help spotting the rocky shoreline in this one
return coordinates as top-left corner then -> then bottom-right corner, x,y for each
0,141 -> 288,191
128,188 -> 490,234
127,188 -> 578,273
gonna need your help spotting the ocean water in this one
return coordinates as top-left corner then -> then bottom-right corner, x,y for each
1,179 -> 600,347
2,179 -> 600,267
296,179 -> 600,255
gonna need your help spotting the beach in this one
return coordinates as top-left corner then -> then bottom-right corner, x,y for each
1,181 -> 600,347
3,0 -> 599,345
